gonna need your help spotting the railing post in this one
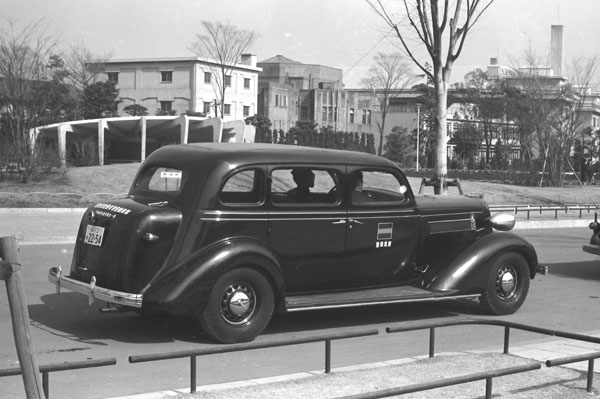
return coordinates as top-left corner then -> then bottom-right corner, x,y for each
325,339 -> 331,373
485,377 -> 492,399
190,355 -> 197,393
1,236 -> 45,399
429,328 -> 435,358
503,326 -> 510,354
42,371 -> 49,399
587,359 -> 594,393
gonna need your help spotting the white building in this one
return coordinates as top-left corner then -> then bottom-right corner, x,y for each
94,54 -> 261,120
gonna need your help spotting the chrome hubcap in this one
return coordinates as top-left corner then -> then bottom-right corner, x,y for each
496,265 -> 517,300
220,282 -> 256,325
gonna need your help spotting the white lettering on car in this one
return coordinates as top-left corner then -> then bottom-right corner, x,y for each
95,203 -> 132,215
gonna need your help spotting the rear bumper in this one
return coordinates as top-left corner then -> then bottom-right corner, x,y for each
582,244 -> 600,255
48,266 -> 143,308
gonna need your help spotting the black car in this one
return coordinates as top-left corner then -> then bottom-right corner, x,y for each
49,143 -> 539,343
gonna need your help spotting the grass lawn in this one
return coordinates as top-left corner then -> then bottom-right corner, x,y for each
1,163 -> 600,207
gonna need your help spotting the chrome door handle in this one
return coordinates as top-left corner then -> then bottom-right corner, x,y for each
349,219 -> 364,225
331,219 -> 347,225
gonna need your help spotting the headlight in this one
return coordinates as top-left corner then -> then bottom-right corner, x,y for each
489,212 -> 515,231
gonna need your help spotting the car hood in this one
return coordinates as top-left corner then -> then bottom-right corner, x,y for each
416,194 -> 487,215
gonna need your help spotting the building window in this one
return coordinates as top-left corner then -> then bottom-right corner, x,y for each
204,72 -> 211,84
362,110 -> 367,124
160,101 -> 172,111
367,110 -> 372,124
243,105 -> 250,117
107,72 -> 118,83
225,75 -> 232,87
283,96 -> 287,108
349,108 -> 354,123
322,106 -> 328,121
224,104 -> 231,115
161,71 -> 173,83
275,94 -> 279,107
203,101 -> 212,115
244,78 -> 250,89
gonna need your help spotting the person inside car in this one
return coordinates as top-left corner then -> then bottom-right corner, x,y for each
287,168 -> 315,202
349,171 -> 372,203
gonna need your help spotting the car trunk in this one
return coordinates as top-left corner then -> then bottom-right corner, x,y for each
68,198 -> 182,293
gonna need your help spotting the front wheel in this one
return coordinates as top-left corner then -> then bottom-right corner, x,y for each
199,267 -> 274,344
479,252 -> 530,315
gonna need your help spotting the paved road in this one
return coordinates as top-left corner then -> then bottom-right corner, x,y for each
1,227 -> 600,398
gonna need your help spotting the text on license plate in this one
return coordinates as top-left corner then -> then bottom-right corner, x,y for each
84,225 -> 105,246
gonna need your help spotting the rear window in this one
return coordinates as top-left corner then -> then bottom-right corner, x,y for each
133,166 -> 184,193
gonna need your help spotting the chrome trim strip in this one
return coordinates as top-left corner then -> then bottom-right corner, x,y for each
285,293 -> 481,312
48,266 -> 142,308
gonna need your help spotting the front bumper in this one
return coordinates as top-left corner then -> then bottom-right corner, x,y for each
582,244 -> 600,255
48,266 -> 143,308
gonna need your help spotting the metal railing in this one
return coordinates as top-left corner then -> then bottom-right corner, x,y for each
385,318 -> 600,394
128,328 -> 379,393
0,358 -> 116,399
336,363 -> 542,399
490,203 -> 599,219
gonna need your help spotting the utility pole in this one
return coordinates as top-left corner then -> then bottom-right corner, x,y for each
416,103 -> 422,171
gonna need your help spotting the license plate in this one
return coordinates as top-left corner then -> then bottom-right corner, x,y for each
84,225 -> 105,247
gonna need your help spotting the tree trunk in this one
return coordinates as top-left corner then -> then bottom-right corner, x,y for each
434,73 -> 448,194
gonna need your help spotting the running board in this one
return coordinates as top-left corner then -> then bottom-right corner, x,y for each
285,286 -> 480,312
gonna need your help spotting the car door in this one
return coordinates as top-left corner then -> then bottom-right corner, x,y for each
267,165 -> 346,293
341,168 -> 420,288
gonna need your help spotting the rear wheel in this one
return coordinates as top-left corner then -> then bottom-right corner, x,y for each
199,267 -> 274,344
480,252 -> 530,315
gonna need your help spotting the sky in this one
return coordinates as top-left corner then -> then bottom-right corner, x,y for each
2,0 -> 600,88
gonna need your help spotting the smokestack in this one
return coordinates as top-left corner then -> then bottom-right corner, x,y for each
550,25 -> 563,77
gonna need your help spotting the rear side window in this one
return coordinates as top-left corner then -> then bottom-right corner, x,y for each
220,169 -> 261,204
134,166 -> 183,193
271,168 -> 339,205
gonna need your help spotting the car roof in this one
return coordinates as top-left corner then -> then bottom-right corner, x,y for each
145,143 -> 398,169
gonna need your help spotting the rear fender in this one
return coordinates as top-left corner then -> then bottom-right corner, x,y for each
424,232 -> 538,293
143,237 -> 283,313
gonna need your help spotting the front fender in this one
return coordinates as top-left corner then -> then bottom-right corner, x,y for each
424,232 -> 538,294
143,237 -> 283,314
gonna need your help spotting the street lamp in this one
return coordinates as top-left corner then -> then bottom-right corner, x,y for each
416,102 -> 422,171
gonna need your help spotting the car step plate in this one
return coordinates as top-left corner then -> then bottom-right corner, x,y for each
285,286 -> 478,311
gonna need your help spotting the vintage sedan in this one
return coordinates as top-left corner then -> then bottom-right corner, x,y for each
49,143 -> 538,343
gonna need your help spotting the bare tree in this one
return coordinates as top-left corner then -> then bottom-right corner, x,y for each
361,52 -> 415,155
0,19 -> 63,181
367,0 -> 494,193
189,21 -> 257,118
62,40 -> 113,119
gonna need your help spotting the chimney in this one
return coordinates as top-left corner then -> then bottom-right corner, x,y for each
490,58 -> 498,65
240,53 -> 257,67
550,25 -> 563,77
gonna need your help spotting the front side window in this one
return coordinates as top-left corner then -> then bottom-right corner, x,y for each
161,71 -> 173,83
349,170 -> 409,205
271,168 -> 339,205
